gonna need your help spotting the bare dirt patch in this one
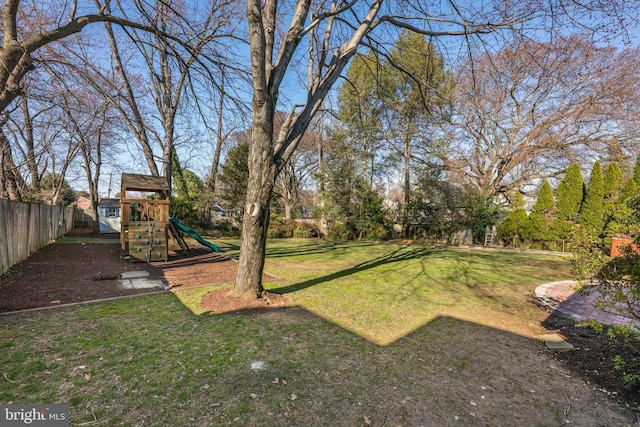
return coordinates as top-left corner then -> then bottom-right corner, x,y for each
201,287 -> 294,314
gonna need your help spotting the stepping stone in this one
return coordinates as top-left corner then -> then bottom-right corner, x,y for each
121,271 -> 150,279
542,334 -> 575,352
118,277 -> 165,289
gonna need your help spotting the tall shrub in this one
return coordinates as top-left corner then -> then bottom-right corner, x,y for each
605,178 -> 639,237
522,180 -> 555,244
633,155 -> 640,187
579,161 -> 605,237
551,163 -> 584,240
497,190 -> 527,246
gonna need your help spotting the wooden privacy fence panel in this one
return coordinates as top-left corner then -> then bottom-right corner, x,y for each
0,199 -> 74,275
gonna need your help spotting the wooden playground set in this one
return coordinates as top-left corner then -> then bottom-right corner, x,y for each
119,173 -> 219,262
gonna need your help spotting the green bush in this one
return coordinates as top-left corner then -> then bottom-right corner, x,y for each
267,222 -> 295,238
270,213 -> 286,225
293,222 -> 321,238
327,222 -> 357,240
367,223 -> 389,240
209,220 -> 241,238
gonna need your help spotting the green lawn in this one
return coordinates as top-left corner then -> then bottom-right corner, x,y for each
3,240 -> 616,427
196,239 -> 570,343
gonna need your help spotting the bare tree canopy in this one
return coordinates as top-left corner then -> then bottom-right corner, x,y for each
446,35 -> 640,198
0,0 -> 187,112
0,0 -> 245,201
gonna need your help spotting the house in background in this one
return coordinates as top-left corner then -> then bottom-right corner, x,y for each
98,198 -> 121,233
73,196 -> 95,229
75,196 -> 92,212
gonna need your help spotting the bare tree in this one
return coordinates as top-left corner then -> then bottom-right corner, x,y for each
59,85 -> 118,232
191,64 -> 250,223
271,112 -> 319,220
3,94 -> 47,199
3,83 -> 78,205
274,124 -> 320,220
0,0 -> 183,114
0,1 -> 179,199
0,0 -> 234,198
114,0 -> 240,190
445,35 -> 640,198
0,120 -> 25,200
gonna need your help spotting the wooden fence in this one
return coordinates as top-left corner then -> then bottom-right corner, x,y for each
0,199 -> 74,275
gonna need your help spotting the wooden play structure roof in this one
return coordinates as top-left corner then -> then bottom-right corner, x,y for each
121,173 -> 169,194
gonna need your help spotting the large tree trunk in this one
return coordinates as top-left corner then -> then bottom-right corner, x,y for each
21,95 -> 40,191
232,101 -> 276,297
0,127 -> 23,200
233,183 -> 273,297
233,0 -> 383,297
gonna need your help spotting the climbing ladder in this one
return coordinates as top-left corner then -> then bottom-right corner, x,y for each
484,226 -> 497,246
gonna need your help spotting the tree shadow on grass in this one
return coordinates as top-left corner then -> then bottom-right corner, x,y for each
264,240 -> 376,258
271,245 -> 445,294
214,239 -> 360,260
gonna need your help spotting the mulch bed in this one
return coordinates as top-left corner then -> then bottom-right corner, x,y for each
201,288 -> 293,314
0,241 -> 162,312
545,315 -> 640,406
0,234 -> 282,313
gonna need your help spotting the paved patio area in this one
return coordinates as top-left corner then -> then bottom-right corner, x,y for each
536,280 -> 640,328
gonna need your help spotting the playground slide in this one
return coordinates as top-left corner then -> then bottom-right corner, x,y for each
169,217 -> 220,253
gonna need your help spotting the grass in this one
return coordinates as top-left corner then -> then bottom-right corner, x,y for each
197,239 -> 570,343
3,240 -> 623,426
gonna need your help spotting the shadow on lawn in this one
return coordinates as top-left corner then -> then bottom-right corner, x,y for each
271,245 -> 445,294
264,240 -> 377,258
212,239 -> 359,260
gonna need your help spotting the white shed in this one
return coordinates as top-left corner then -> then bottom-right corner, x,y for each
98,198 -> 121,233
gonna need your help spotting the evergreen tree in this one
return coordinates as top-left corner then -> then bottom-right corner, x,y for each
605,178 -> 638,237
551,163 -> 584,240
386,31 -> 454,238
318,135 -> 388,240
633,155 -> 640,187
336,51 -> 388,183
522,180 -> 554,243
579,161 -> 606,237
38,174 -> 76,206
218,143 -> 250,216
621,176 -> 638,202
604,162 -> 624,200
458,187 -> 504,244
171,155 -> 205,225
337,35 -> 453,237
497,190 -> 527,246
603,162 -> 623,225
